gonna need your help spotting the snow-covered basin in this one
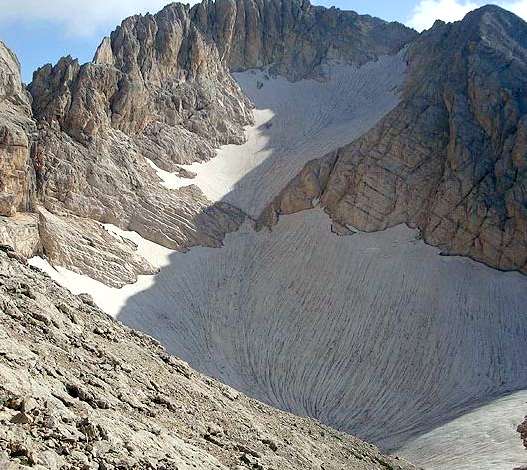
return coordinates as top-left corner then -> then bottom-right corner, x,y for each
399,390 -> 527,470
31,213 -> 527,470
155,56 -> 407,216
30,56 -> 527,470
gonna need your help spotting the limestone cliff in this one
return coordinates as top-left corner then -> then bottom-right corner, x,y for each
0,41 -> 34,218
191,0 -> 416,79
27,2 -> 255,254
261,5 -> 527,274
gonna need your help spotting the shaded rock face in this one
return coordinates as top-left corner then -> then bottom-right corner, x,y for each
0,41 -> 34,218
27,2 -> 255,242
261,6 -> 527,274
519,416 -> 527,448
192,0 -> 416,80
0,248 -> 416,470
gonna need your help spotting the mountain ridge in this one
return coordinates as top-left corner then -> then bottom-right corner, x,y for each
0,2 -> 527,468
259,2 -> 527,274
0,0 -> 418,286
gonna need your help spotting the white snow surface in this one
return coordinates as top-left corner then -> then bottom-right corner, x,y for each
29,225 -> 174,316
145,158 -> 193,190
30,56 -> 527,470
399,390 -> 527,469
182,57 -> 406,216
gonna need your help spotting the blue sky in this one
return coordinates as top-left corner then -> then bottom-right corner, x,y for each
0,0 -> 526,83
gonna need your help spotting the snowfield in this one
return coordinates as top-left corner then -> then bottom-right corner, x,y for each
31,56 -> 527,470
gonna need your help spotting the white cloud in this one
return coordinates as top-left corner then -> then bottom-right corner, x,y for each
0,0 -> 194,36
407,0 -> 480,31
407,0 -> 527,31
506,0 -> 527,18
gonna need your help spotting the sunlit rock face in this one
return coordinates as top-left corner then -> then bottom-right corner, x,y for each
192,0 -> 415,80
262,6 -> 527,275
0,41 -> 34,218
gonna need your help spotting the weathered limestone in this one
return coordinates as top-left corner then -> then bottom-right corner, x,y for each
37,207 -> 158,288
0,42 -> 34,218
0,213 -> 39,258
11,0 -> 415,284
192,0 -> 416,80
0,248 -> 416,470
260,6 -> 527,274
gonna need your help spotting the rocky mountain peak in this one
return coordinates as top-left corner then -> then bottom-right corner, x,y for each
260,3 -> 527,274
95,1 -> 223,85
190,0 -> 416,80
0,41 -> 30,111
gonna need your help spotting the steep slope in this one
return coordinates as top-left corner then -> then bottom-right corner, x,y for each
2,1 -> 527,470
262,5 -> 527,275
0,246 -> 416,470
191,0 -> 415,79
0,41 -> 39,259
0,0 -> 416,286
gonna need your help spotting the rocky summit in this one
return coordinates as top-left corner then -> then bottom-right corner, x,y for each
260,5 -> 527,274
1,1 -> 527,469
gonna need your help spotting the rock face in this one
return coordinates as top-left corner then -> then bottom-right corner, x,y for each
27,2 -> 254,253
0,41 -> 34,218
0,214 -> 39,259
0,2 -> 262,283
36,208 -> 158,288
519,416 -> 527,449
0,248 -> 415,470
0,0 -> 414,284
192,0 -> 416,80
261,6 -> 527,274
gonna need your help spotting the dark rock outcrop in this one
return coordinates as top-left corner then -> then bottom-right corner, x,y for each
516,416 -> 527,469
